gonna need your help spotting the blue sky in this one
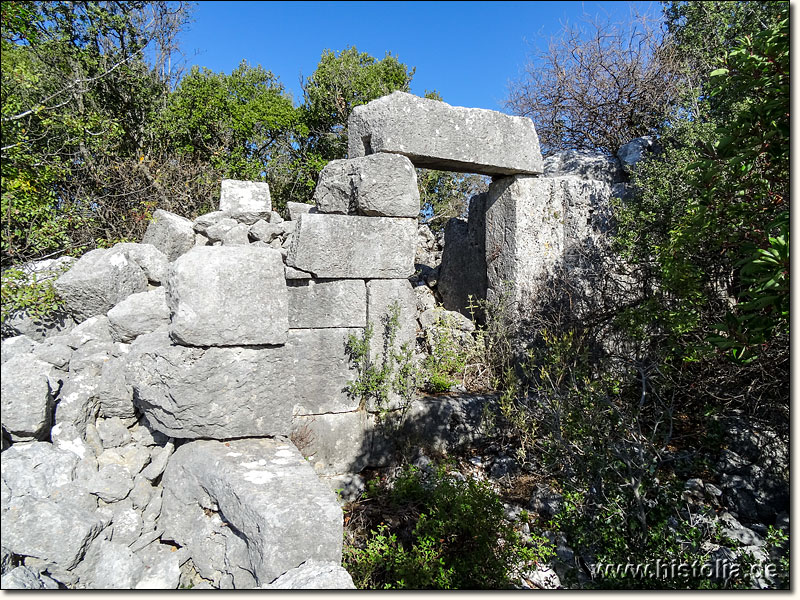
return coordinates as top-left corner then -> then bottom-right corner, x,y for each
177,1 -> 661,112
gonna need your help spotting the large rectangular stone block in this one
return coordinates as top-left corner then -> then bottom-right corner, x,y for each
161,438 -> 343,588
287,279 -> 366,329
348,91 -> 543,176
219,179 -> 271,214
485,175 -> 564,312
289,328 -> 361,415
126,331 -> 293,439
166,246 -> 288,346
286,214 -> 416,279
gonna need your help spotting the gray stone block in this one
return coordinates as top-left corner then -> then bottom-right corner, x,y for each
219,179 -> 271,214
485,175 -> 565,312
126,330 -> 293,439
314,153 -> 419,218
107,287 -> 170,343
289,328 -> 361,414
366,279 -> 417,365
0,354 -> 55,442
286,201 -> 315,221
166,246 -> 288,347
348,91 -> 543,176
287,279 -> 366,329
54,248 -> 149,322
291,411 -> 372,475
287,213 -> 416,279
1,335 -> 38,364
543,149 -> 623,186
438,192 -> 488,316
160,438 -> 343,588
109,243 -> 170,285
264,560 -> 355,589
141,209 -> 196,262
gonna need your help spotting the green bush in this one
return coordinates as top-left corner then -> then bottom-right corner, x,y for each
1,267 -> 64,324
344,465 -> 552,589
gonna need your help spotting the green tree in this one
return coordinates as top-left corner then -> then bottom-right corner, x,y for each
1,1 -> 190,265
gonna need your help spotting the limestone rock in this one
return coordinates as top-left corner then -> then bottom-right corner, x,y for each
438,192 -> 488,316
107,287 -> 170,343
134,542 -> 182,589
192,211 -> 228,235
291,411 -> 372,475
109,243 -> 170,284
54,248 -> 148,322
286,201 -> 315,221
161,438 -> 343,588
287,279 -> 366,329
166,246 -> 288,347
289,328 -> 361,414
287,213 -> 416,279
348,91 -> 542,176
74,539 -> 145,589
1,496 -> 105,570
84,463 -> 135,503
141,209 -> 196,262
0,354 -> 55,442
265,560 -> 356,589
219,179 -> 271,214
126,330 -> 293,439
314,153 -> 420,218
366,279 -> 417,365
96,417 -> 133,449
1,566 -> 51,589
617,136 -> 657,172
1,335 -> 39,364
32,340 -> 72,370
543,149 -> 623,185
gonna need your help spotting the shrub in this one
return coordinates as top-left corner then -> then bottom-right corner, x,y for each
344,465 -> 553,589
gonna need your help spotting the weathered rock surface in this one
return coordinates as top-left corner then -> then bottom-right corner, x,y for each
366,279 -> 417,367
126,330 -> 293,439
348,91 -> 543,176
0,354 -> 55,441
438,192 -> 488,316
288,328 -> 361,414
286,201 -> 315,221
219,179 -> 271,214
287,279 -> 366,329
141,209 -> 196,262
291,411 -> 372,475
287,213 -> 416,279
264,560 -> 355,589
54,248 -> 148,322
166,246 -> 288,347
160,438 -> 343,588
107,287 -> 170,343
314,153 -> 420,218
543,149 -> 623,185
617,136 -> 657,172
109,243 -> 169,284
1,334 -> 39,364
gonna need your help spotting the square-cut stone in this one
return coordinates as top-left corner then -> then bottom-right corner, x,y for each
348,91 -> 543,176
219,179 -> 271,214
287,279 -> 366,329
166,246 -> 288,346
287,214 -> 416,279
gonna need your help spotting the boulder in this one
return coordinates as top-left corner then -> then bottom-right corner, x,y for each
1,496 -> 106,570
291,411 -> 373,475
54,248 -> 148,322
219,179 -> 271,214
32,340 -> 72,370
134,542 -> 182,589
348,91 -> 543,176
617,136 -> 658,172
264,560 -> 355,589
161,438 -> 343,588
126,330 -> 293,439
73,539 -> 145,589
109,243 -> 169,284
1,334 -> 38,364
107,287 -> 170,343
141,209 -> 196,262
287,279 -> 366,329
166,246 -> 288,347
314,153 -> 420,218
287,213 -> 416,279
0,566 -> 52,589
0,354 -> 55,441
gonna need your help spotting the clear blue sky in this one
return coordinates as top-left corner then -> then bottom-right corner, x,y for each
177,1 -> 661,112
